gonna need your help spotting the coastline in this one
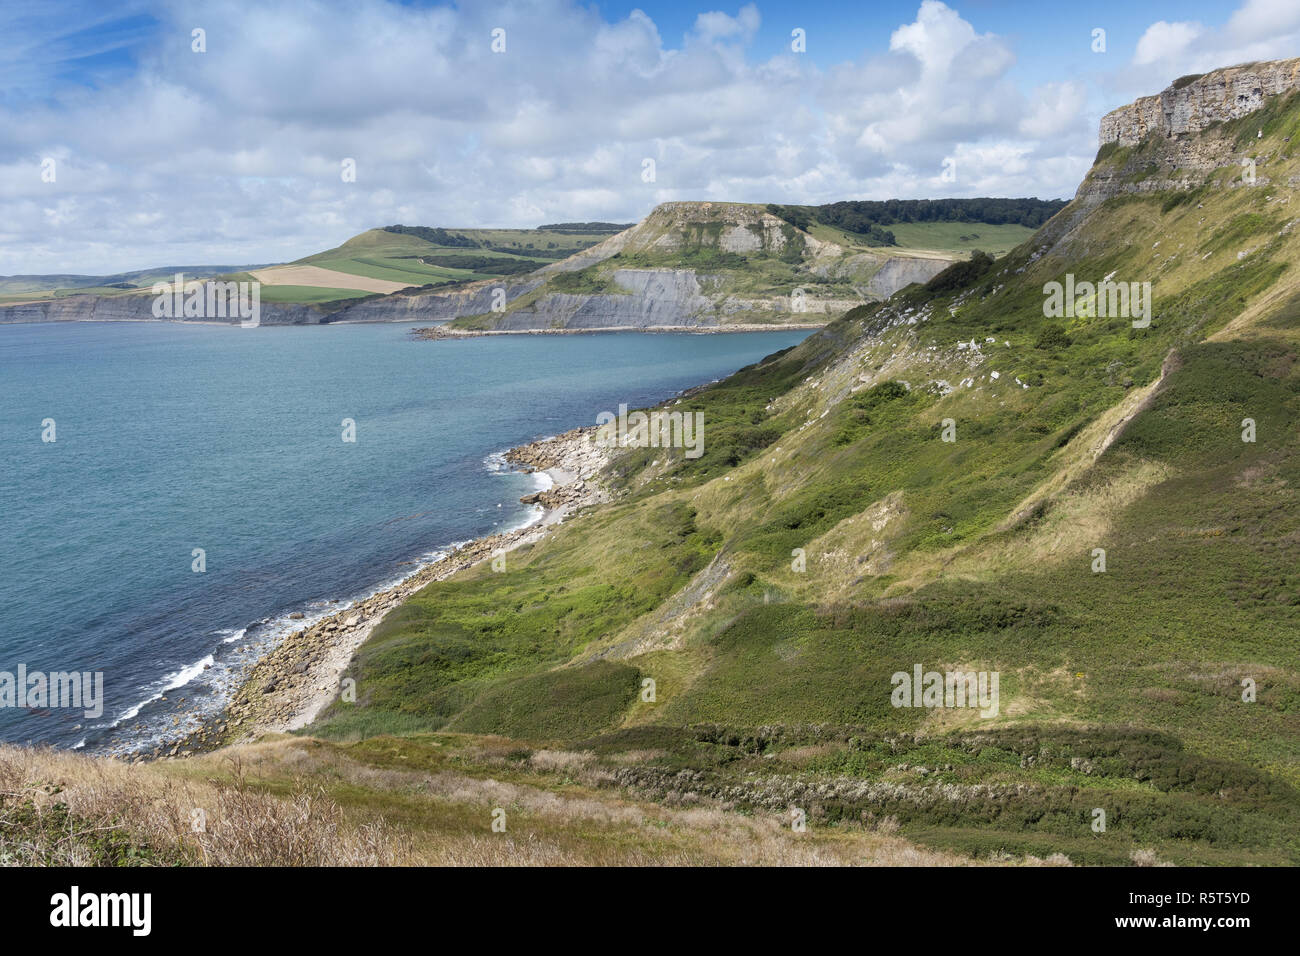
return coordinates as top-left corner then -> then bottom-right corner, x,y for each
411,322 -> 825,340
152,426 -> 614,759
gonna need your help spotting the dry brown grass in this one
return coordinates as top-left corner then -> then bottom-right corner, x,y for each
178,737 -> 993,866
0,737 -> 1049,867
0,744 -> 412,866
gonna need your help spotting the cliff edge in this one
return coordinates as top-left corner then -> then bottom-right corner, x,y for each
1100,58 -> 1300,146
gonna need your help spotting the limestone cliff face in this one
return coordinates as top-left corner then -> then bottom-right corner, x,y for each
1100,58 -> 1300,146
0,292 -> 326,325
439,201 -> 949,330
327,278 -> 545,322
1024,57 -> 1300,264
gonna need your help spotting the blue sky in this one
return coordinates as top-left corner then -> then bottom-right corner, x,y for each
596,0 -> 1237,76
1,0 -> 1296,274
9,1 -> 1259,94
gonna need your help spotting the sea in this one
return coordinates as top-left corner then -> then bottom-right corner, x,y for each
0,320 -> 810,753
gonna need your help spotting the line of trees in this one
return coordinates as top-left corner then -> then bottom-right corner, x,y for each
536,222 -> 636,234
416,255 -> 540,274
765,197 -> 1068,246
382,225 -> 476,247
816,198 -> 1067,228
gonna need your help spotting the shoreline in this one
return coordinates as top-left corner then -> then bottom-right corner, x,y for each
411,322 -> 825,340
0,316 -> 827,331
148,426 -> 613,759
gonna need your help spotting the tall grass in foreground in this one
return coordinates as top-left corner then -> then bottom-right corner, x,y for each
0,737 -> 1092,866
0,744 -> 411,866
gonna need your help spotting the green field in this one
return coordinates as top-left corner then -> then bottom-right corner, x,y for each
271,224 -> 625,303
807,220 -> 1038,256
297,225 -> 620,268
0,286 -> 146,305
307,256 -> 487,286
296,228 -> 458,264
256,285 -> 376,304
888,221 -> 1038,255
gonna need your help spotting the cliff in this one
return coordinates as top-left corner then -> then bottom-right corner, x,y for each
309,60 -> 1300,865
1100,58 -> 1300,146
1026,56 -> 1300,261
0,203 -> 953,329
0,292 -> 327,326
437,201 -> 952,331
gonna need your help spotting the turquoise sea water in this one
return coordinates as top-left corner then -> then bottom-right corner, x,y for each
0,321 -> 810,753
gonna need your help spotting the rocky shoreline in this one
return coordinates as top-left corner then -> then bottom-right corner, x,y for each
147,425 -> 613,760
412,321 -> 824,340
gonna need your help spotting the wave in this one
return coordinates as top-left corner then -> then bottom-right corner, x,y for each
108,653 -> 216,728
97,450 -> 546,756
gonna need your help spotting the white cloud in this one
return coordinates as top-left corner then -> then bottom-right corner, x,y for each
692,4 -> 761,45
1019,82 -> 1089,140
1134,21 -> 1204,66
1224,0 -> 1300,44
0,0 -> 1089,274
890,0 -> 982,75
1129,0 -> 1300,80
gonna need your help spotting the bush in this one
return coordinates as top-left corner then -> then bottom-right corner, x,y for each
1035,324 -> 1073,350
925,250 -> 995,295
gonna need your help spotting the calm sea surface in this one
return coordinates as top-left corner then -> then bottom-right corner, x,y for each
0,321 -> 810,752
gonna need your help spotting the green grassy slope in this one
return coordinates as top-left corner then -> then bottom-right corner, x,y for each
311,91 -> 1300,864
890,221 -> 1038,255
804,220 -> 1036,256
258,224 -> 631,305
447,202 -> 956,329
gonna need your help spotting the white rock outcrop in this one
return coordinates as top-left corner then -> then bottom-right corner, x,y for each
1100,58 -> 1300,147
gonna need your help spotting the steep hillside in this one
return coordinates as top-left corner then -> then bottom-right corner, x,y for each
301,60 -> 1300,864
436,201 -> 955,331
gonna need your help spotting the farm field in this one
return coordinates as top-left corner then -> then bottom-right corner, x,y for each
251,264 -> 414,294
805,220 -> 1038,257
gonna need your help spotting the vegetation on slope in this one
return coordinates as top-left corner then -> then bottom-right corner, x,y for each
311,97 -> 1300,864
6,76 -> 1298,868
767,198 -> 1067,248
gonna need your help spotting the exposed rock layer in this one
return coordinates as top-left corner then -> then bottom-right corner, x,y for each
1100,58 -> 1300,147
1,201 -> 952,329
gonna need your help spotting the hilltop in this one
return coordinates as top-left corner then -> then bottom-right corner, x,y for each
5,59 -> 1299,867
429,200 -> 1059,332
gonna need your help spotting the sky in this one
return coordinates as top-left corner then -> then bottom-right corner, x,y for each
1,0 -> 1298,275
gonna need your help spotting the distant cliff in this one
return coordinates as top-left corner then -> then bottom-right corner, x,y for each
0,293 -> 326,326
437,201 -> 953,332
0,201 -> 956,329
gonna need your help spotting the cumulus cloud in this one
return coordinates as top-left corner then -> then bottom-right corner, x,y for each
0,0 -> 1093,274
692,3 -> 761,45
1129,0 -> 1300,83
1019,82 -> 1089,140
1134,21 -> 1204,67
